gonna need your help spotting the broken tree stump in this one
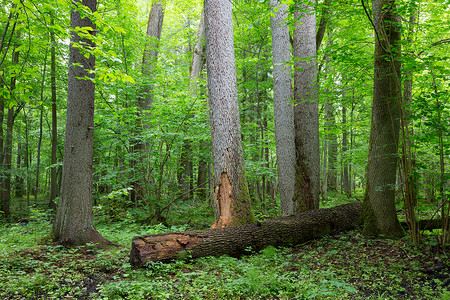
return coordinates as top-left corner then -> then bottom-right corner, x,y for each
130,202 -> 362,267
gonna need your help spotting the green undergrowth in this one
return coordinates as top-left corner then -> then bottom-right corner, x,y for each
1,208 -> 449,299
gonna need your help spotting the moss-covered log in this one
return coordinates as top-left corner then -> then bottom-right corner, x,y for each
130,202 -> 362,268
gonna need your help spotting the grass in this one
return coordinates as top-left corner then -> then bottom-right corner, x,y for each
0,194 -> 449,299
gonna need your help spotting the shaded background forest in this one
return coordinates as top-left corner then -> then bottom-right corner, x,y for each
0,0 -> 448,228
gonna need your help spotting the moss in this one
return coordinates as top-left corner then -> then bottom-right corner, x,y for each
231,169 -> 255,226
361,193 -> 378,237
293,159 -> 314,213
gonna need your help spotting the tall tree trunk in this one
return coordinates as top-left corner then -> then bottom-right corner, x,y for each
2,106 -> 15,218
49,17 -> 58,210
2,39 -> 20,219
0,83 -> 4,213
131,1 -> 164,204
178,142 -> 193,201
53,0 -> 111,246
269,0 -> 296,216
191,13 -> 209,202
179,12 -> 206,202
292,2 -> 320,212
361,0 -> 404,238
204,0 -> 254,228
342,106 -> 351,196
15,130 -> 24,198
36,47 -> 48,203
139,1 -> 164,113
399,1 -> 419,243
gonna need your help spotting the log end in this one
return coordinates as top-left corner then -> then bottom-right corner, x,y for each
129,233 -> 202,267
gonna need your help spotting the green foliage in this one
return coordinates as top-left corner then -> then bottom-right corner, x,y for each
1,213 -> 449,299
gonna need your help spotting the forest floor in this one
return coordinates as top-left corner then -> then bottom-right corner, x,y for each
0,201 -> 449,299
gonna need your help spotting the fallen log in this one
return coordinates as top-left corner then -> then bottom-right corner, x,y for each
400,219 -> 447,231
130,201 -> 362,268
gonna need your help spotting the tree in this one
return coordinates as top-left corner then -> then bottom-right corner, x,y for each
292,1 -> 320,212
53,0 -> 111,246
204,0 -> 254,228
361,0 -> 404,238
269,0 -> 296,216
49,17 -> 58,210
130,202 -> 362,267
130,1 -> 164,204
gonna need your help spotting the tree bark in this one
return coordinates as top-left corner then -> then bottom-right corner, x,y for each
130,202 -> 362,267
2,40 -> 20,218
139,1 -> 164,113
270,0 -> 296,216
49,17 -> 58,210
342,106 -> 351,196
130,1 -> 164,204
53,0 -> 111,246
292,2 -> 320,212
204,0 -> 254,228
361,0 -> 404,238
325,100 -> 338,191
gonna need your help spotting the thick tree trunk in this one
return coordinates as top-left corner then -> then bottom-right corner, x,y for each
204,0 -> 254,228
130,202 -> 362,267
292,3 -> 320,212
361,0 -> 404,238
53,0 -> 110,246
270,0 -> 296,216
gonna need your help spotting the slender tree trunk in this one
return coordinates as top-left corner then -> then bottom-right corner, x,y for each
292,2 -> 320,212
270,0 -> 296,216
2,107 -> 14,217
131,1 -> 164,204
15,130 -> 24,198
53,0 -> 111,246
178,142 -> 193,201
179,11 -> 206,202
24,113 -> 30,205
49,17 -> 58,210
2,40 -> 20,219
361,0 -> 404,238
139,1 -> 164,113
0,83 -> 4,212
36,47 -> 48,202
204,0 -> 254,228
342,106 -> 351,196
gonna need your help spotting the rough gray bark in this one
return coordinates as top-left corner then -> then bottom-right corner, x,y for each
361,0 -> 404,238
270,0 -> 296,216
292,3 -> 320,212
204,0 -> 254,228
53,0 -> 110,246
129,202 -> 362,267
